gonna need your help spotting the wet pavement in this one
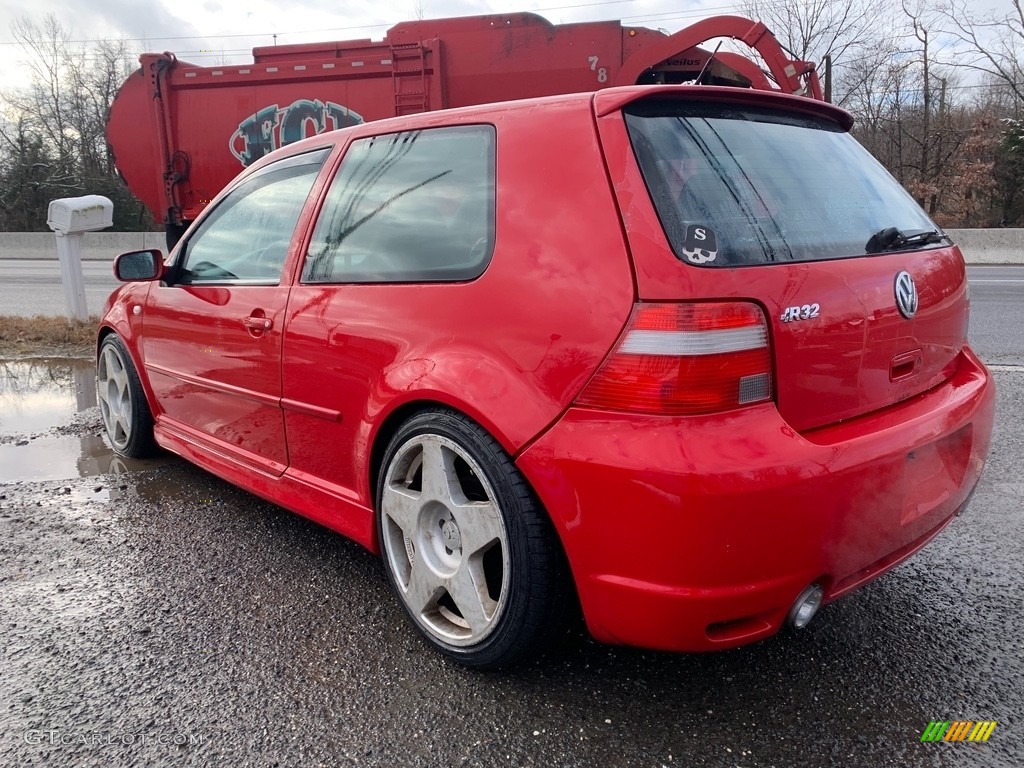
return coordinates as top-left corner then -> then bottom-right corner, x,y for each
0,357 -> 1021,767
0,360 -> 170,482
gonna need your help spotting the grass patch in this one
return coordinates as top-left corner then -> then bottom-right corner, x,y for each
0,315 -> 98,358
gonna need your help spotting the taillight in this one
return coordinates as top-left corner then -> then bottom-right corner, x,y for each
575,302 -> 773,415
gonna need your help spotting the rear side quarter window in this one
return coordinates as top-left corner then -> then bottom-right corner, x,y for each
303,125 -> 496,283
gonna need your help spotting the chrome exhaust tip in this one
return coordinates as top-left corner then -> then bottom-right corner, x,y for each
787,584 -> 824,630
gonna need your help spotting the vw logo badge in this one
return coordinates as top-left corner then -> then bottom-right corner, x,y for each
894,271 -> 918,318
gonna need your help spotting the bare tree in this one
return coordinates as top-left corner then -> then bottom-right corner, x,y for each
740,0 -> 893,64
938,0 -> 1024,104
740,0 -> 899,106
903,0 -> 937,207
0,14 -> 144,231
4,16 -> 77,167
830,39 -> 909,109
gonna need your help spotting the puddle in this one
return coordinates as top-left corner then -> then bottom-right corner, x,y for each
0,359 -> 97,434
0,436 -> 168,483
0,359 -> 173,483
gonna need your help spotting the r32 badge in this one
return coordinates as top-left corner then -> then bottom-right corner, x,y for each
680,225 -> 718,264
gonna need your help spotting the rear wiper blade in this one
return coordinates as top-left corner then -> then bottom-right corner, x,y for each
865,227 -> 950,253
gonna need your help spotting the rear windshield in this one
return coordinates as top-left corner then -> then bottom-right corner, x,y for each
625,101 -> 939,266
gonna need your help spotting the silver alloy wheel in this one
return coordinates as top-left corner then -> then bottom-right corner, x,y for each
381,433 -> 510,647
97,343 -> 133,451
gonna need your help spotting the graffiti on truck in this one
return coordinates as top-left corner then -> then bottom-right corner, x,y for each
229,99 -> 364,167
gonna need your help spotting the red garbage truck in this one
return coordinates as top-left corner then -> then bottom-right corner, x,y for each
105,12 -> 822,245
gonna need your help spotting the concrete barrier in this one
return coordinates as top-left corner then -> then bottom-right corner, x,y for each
0,229 -> 1021,263
945,229 -> 1024,264
0,232 -> 166,261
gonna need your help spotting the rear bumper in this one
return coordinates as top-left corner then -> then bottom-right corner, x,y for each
516,346 -> 995,652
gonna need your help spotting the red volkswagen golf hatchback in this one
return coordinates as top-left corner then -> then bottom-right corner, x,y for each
98,86 -> 995,669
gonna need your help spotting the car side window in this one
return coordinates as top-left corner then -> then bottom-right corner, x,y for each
177,148 -> 330,285
302,125 -> 495,284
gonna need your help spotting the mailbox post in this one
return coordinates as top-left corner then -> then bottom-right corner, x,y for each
46,195 -> 114,321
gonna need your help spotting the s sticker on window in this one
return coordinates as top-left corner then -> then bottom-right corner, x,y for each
680,225 -> 718,264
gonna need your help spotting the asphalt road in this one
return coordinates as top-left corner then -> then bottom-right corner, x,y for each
965,266 -> 1024,366
0,270 -> 1021,767
0,260 -> 120,318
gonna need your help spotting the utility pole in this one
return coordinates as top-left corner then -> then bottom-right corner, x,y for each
824,55 -> 832,103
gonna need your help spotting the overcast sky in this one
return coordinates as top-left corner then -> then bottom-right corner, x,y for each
0,0 -> 731,88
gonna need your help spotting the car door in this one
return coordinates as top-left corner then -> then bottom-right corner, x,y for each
281,125 -> 497,505
141,148 -> 331,475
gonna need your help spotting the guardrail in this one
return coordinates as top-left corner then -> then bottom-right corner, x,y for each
0,230 -> 1021,263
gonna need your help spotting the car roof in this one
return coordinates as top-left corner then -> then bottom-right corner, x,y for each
243,84 -> 854,176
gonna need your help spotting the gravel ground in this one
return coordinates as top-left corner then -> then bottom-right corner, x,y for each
0,366 -> 1021,767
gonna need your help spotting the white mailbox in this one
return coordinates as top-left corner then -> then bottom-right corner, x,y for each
47,195 -> 114,234
47,194 -> 115,320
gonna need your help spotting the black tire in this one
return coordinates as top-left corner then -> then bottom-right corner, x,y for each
376,408 -> 571,670
96,334 -> 157,458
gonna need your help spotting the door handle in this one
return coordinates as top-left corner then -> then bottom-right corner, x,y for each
243,315 -> 273,332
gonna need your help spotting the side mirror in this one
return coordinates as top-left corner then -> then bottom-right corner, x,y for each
114,249 -> 164,282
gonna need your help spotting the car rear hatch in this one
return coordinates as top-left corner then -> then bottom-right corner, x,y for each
592,87 -> 969,432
